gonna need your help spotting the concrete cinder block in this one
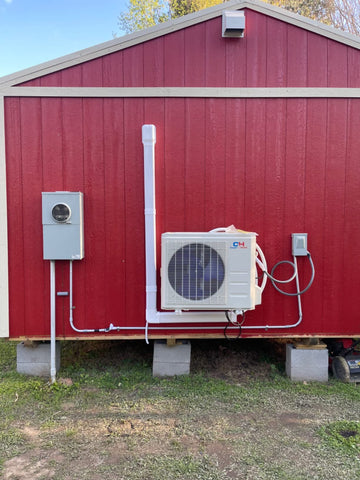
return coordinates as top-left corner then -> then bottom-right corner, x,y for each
17,341 -> 61,377
286,343 -> 328,382
153,340 -> 191,377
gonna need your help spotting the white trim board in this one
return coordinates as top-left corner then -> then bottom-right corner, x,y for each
0,96 -> 9,338
1,87 -> 360,98
0,0 -> 359,89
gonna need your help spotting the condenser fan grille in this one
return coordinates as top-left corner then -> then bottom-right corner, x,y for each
168,243 -> 225,300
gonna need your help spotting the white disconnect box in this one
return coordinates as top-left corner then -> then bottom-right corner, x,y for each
161,231 -> 261,310
292,233 -> 308,256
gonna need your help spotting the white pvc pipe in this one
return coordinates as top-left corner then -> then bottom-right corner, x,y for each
64,124 -> 302,341
142,123 -> 305,336
50,260 -> 56,383
142,125 -> 229,332
142,125 -> 158,323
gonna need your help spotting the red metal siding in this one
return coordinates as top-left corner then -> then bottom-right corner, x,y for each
6,98 -> 25,338
303,99 -> 327,332
5,9 -> 360,339
19,10 -> 360,89
5,95 -> 360,338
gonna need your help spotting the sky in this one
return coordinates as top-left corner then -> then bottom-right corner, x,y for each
0,0 -> 129,78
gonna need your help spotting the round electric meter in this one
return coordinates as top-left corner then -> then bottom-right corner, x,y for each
52,203 -> 71,223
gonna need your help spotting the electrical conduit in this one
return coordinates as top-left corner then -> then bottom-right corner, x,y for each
142,124 -> 313,337
68,124 -> 314,341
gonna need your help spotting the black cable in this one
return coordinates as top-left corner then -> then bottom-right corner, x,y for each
224,311 -> 244,340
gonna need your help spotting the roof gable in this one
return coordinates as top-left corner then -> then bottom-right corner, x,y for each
1,0 -> 360,87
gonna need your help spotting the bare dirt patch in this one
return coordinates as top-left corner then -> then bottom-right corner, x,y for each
191,338 -> 283,381
3,449 -> 64,480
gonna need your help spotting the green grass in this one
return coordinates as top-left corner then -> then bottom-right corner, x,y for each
1,338 -> 360,479
109,454 -> 224,480
0,338 -> 16,373
319,420 -> 360,456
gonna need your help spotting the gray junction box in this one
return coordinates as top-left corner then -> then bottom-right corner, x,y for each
42,192 -> 84,260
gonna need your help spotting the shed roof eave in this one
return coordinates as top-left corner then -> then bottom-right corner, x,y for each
1,0 -> 360,88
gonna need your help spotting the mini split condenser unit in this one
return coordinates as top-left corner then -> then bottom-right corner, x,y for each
161,232 -> 261,310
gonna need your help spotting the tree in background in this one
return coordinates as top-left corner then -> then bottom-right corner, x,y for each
118,0 -> 226,33
170,0 -> 226,17
270,0 -> 360,34
269,0 -> 360,34
268,0 -> 333,26
118,0 -> 360,36
118,0 -> 170,33
330,0 -> 360,35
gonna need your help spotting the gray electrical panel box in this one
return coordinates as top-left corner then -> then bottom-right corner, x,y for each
42,192 -> 84,260
291,233 -> 308,257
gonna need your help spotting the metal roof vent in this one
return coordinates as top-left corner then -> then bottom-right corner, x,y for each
222,10 -> 245,38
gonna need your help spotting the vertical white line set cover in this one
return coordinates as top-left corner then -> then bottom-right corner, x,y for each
0,121 -> 309,351
143,124 -> 231,327
142,124 -> 310,337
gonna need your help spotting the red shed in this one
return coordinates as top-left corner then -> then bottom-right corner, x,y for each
1,0 -> 360,344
